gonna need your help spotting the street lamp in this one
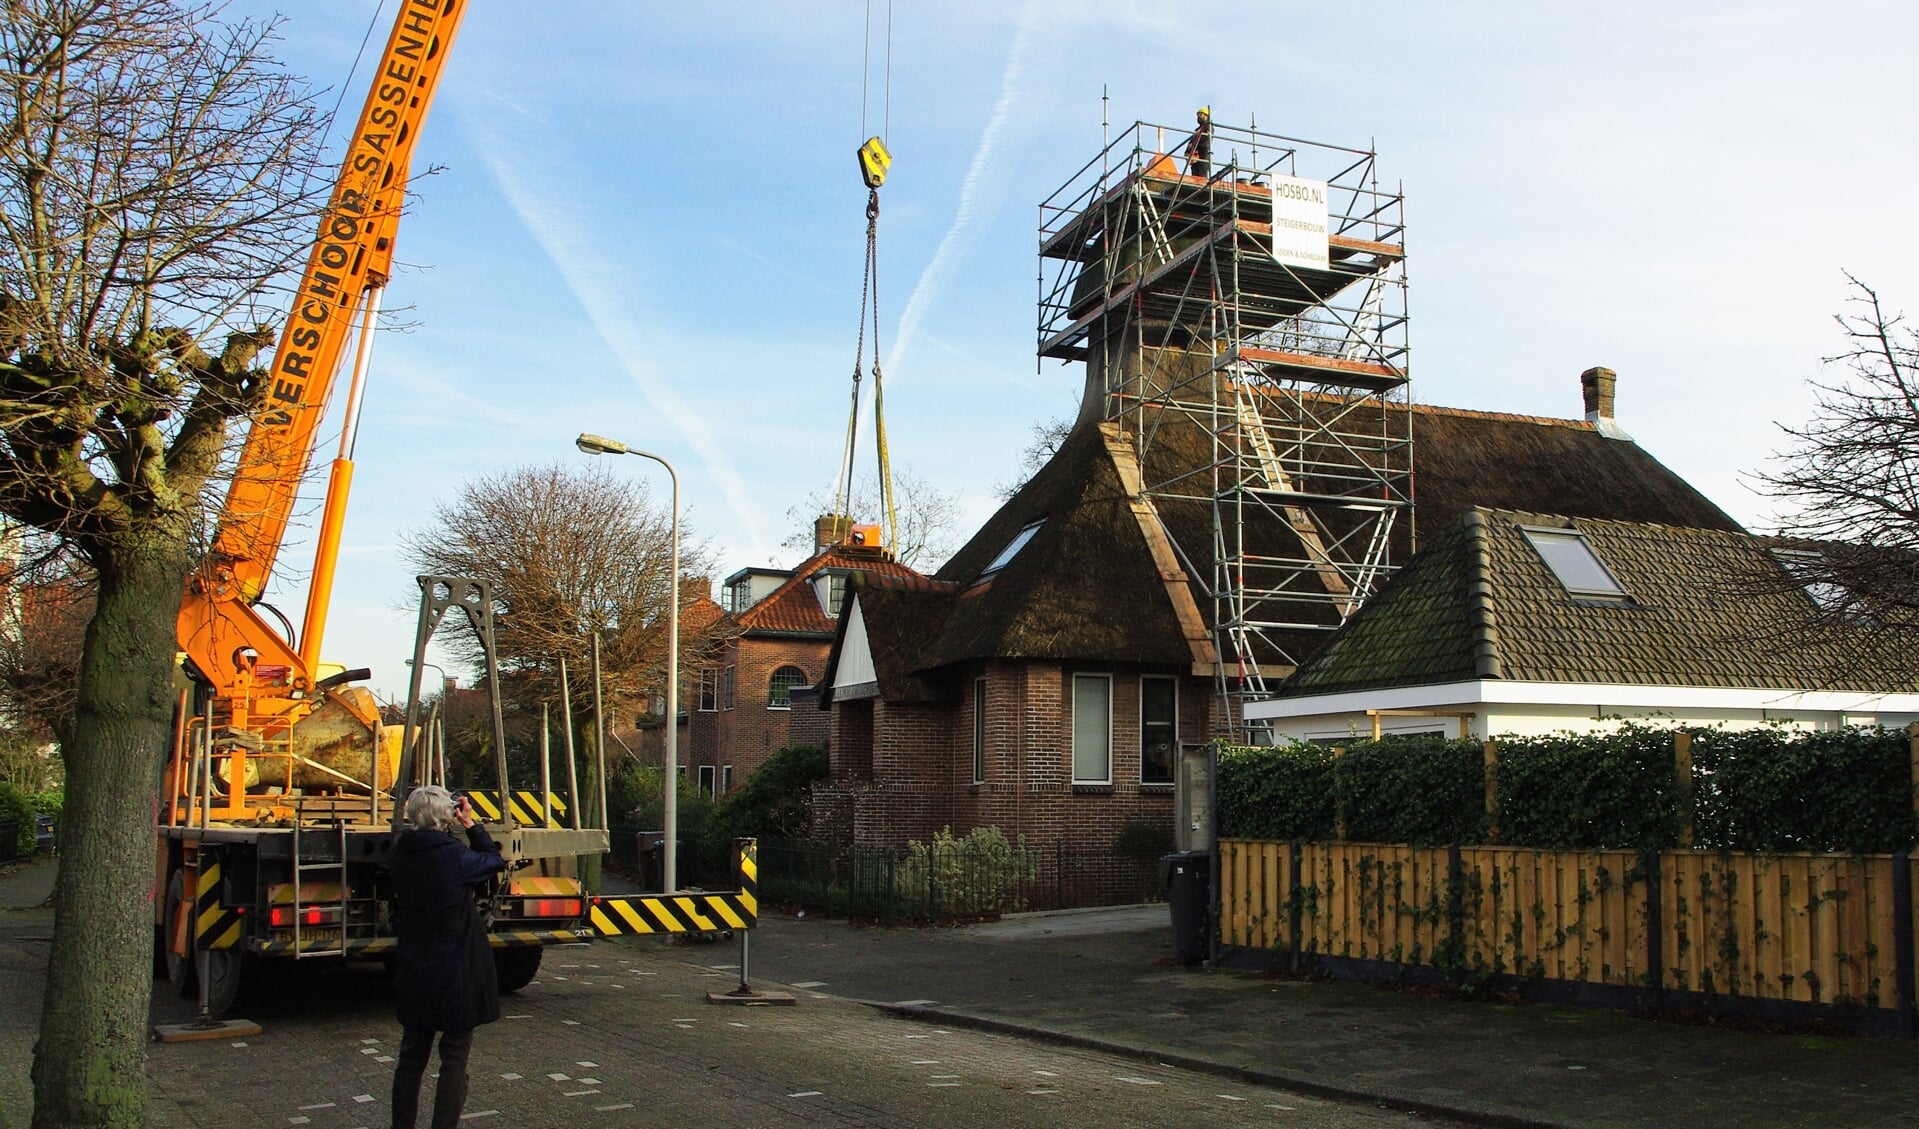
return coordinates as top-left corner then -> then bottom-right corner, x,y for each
576,432 -> 679,894
404,658 -> 447,688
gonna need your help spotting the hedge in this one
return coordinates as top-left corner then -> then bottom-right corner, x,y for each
1217,724 -> 1919,853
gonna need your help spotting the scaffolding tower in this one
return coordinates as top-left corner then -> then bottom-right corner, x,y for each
1038,118 -> 1411,739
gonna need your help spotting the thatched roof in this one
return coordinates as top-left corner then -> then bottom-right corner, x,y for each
843,390 -> 1744,694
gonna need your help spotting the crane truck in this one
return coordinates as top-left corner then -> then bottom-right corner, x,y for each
151,1 -> 757,1018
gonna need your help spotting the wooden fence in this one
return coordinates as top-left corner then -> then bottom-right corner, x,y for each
1220,839 -> 1919,1027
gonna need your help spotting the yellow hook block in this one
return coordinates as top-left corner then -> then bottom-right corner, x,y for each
857,136 -> 892,189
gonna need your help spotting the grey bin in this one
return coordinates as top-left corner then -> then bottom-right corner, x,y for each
1159,850 -> 1213,965
634,832 -> 682,894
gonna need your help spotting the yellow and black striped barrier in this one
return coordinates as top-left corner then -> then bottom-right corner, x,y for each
194,856 -> 243,951
466,790 -> 568,829
588,839 -> 759,938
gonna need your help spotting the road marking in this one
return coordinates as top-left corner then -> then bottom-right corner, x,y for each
791,980 -> 826,989
929,1082 -> 960,1088
563,1020 -> 581,1026
288,1119 -> 309,1125
893,998 -> 935,1006
930,1075 -> 961,1079
1266,1104 -> 1295,1111
460,1112 -> 499,1120
1027,1089 -> 1060,1095
788,1091 -> 823,1098
298,1102 -> 336,1110
1115,1077 -> 1162,1086
580,1078 -> 601,1085
912,1060 -> 940,1065
1217,1094 -> 1248,1102
231,1041 -> 248,1048
577,1061 -> 599,1068
360,1038 -> 380,1044
361,1047 -> 380,1055
729,1022 -> 749,1028
594,1103 -> 634,1112
505,1014 -> 532,1020
352,1095 -> 374,1103
375,1056 -> 393,1064
1033,1070 -> 1058,1077
548,1073 -> 571,1081
563,1089 -> 602,1097
499,1074 -> 522,1081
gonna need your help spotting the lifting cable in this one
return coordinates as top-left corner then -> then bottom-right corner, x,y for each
834,0 -> 898,554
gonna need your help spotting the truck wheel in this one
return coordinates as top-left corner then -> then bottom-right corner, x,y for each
494,947 -> 542,994
196,945 -> 249,1017
163,870 -> 195,997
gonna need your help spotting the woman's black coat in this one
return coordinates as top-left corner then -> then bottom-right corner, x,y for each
389,823 -> 508,1031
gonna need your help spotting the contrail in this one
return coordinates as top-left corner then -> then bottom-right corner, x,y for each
885,0 -> 1040,382
461,102 -> 772,558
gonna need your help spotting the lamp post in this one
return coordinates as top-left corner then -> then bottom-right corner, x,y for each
576,432 -> 679,893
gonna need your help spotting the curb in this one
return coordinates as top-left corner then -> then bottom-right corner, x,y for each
864,1000 -> 1568,1129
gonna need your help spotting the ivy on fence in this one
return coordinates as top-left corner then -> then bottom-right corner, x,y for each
1337,736 -> 1486,846
1496,728 -> 1680,851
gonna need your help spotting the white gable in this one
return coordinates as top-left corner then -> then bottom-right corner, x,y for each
829,595 -> 878,697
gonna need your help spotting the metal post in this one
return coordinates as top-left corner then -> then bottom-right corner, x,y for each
559,653 -> 580,831
539,703 -> 552,828
592,632 -> 609,830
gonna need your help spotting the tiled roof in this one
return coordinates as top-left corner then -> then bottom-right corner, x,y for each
1282,508 -> 1918,696
731,544 -> 925,638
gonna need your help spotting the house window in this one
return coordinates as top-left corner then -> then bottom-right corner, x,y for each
814,571 -> 849,617
768,666 -> 808,710
1140,676 -> 1176,785
981,519 -> 1044,578
697,669 -> 718,711
1772,548 -> 1850,614
972,678 -> 987,784
725,581 -> 751,613
698,764 -> 716,798
722,665 -> 736,711
1072,673 -> 1112,784
1520,526 -> 1629,600
721,764 -> 733,793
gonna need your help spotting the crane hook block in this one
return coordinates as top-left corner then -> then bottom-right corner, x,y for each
857,136 -> 892,189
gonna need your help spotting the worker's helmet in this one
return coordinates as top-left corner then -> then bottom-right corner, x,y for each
1198,106 -> 1211,119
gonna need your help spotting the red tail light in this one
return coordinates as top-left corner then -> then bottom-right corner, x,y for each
520,897 -> 583,918
269,905 -> 339,927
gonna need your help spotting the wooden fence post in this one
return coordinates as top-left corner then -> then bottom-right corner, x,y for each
1643,849 -> 1665,1010
1288,840 -> 1303,973
1908,723 -> 1919,825
1333,745 -> 1347,842
1893,850 -> 1916,1039
1482,740 -> 1500,844
1674,731 -> 1695,848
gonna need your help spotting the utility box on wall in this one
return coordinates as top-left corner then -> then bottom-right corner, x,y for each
1175,743 -> 1214,852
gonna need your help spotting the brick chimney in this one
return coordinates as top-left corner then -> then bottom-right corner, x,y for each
1580,366 -> 1630,440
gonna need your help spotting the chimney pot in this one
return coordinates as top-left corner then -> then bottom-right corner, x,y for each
1580,366 -> 1616,422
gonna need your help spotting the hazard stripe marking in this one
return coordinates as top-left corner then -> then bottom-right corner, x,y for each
587,893 -> 756,937
194,859 -> 243,950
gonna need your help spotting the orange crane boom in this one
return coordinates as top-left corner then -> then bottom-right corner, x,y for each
177,0 -> 465,716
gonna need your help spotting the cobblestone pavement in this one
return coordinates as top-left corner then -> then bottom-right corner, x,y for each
1,929 -> 1450,1129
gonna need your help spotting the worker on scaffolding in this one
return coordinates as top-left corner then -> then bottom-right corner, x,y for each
1184,106 -> 1213,178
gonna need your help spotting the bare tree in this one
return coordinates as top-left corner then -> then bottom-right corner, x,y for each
0,534 -> 93,750
1750,274 -> 1919,673
994,415 -> 1073,501
400,462 -> 716,864
0,3 -> 326,1123
780,465 -> 962,570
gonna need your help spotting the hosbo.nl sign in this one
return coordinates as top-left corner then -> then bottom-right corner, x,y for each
1267,174 -> 1329,272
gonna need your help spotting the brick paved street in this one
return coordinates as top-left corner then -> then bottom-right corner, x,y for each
2,923 -> 1447,1129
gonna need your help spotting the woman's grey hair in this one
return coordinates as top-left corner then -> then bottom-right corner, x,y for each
405,785 -> 456,832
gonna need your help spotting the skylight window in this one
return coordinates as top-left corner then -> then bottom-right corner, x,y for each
1771,548 -> 1848,613
980,519 -> 1044,578
1520,527 -> 1628,599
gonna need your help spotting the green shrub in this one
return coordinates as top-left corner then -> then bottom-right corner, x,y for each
893,826 -> 1039,916
1216,741 -> 1335,840
1691,726 -> 1914,853
1336,735 -> 1485,846
0,782 -> 35,857
1490,727 -> 1679,850
706,745 -> 828,845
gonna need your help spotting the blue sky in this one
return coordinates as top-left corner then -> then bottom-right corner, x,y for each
230,1 -> 1919,701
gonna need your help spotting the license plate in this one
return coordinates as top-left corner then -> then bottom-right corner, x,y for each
286,927 -> 342,945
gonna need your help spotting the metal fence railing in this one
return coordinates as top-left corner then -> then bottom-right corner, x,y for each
755,838 -> 1163,924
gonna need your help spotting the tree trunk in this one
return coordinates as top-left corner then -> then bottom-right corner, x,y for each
32,540 -> 189,1129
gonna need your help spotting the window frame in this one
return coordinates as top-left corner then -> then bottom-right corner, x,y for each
721,664 -> 736,711
1139,675 -> 1177,785
1071,673 -> 1113,785
1519,525 -> 1630,600
697,764 -> 717,798
767,665 -> 808,710
697,669 -> 718,712
972,677 -> 987,785
980,519 -> 1044,578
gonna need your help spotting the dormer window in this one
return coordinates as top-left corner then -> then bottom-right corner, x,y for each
813,570 -> 849,617
1771,548 -> 1849,614
1520,526 -> 1629,602
981,519 -> 1044,578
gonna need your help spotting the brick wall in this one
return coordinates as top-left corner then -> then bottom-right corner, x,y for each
830,659 -> 1200,865
682,634 -> 830,796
